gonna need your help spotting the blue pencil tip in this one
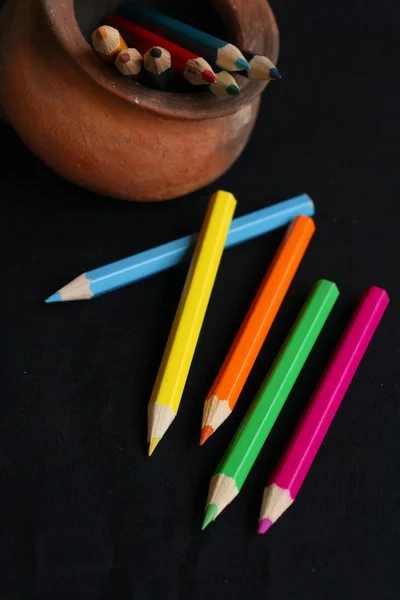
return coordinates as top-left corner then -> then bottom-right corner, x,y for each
235,58 -> 251,71
45,292 -> 61,303
269,67 -> 281,80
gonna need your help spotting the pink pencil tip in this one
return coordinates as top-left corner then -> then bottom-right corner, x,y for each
257,518 -> 273,534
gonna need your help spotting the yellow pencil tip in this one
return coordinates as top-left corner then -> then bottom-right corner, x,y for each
148,438 -> 160,456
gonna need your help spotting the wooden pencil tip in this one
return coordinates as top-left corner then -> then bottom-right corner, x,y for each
199,426 -> 214,446
150,46 -> 162,58
148,438 -> 160,456
235,58 -> 251,70
257,518 -> 273,534
201,70 -> 216,84
95,27 -> 108,40
202,504 -> 218,530
45,292 -> 61,303
269,67 -> 281,80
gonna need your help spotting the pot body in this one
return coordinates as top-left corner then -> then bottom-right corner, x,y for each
0,0 -> 279,201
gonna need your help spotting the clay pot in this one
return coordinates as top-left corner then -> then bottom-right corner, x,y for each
0,0 -> 279,201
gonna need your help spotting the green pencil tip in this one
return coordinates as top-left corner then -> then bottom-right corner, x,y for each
202,504 -> 218,530
226,84 -> 240,96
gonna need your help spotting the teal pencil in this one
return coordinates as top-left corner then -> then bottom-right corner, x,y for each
118,3 -> 251,72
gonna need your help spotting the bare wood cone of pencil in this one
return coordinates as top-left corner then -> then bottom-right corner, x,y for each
209,72 -> 240,97
144,46 -> 172,89
92,25 -> 127,62
115,48 -> 143,78
147,191 -> 237,456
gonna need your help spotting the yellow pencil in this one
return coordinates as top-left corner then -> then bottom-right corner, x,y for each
147,191 -> 237,456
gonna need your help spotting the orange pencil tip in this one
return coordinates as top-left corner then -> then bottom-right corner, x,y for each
95,27 -> 108,40
200,426 -> 214,446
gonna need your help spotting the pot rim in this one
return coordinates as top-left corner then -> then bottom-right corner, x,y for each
43,0 -> 279,120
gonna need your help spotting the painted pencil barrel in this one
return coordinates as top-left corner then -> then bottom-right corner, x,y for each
118,3 -> 250,71
258,286 -> 389,532
203,280 -> 339,527
87,194 -> 314,295
200,215 -> 316,444
220,280 -> 338,489
147,191 -> 236,454
45,194 -> 315,302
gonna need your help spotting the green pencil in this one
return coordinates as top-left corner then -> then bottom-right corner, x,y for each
202,280 -> 339,529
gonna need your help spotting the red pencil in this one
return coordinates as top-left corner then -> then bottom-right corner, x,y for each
105,14 -> 216,85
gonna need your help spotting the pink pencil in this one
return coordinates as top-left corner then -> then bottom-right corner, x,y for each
258,286 -> 389,534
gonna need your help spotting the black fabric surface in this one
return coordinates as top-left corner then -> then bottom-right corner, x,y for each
1,1 -> 400,598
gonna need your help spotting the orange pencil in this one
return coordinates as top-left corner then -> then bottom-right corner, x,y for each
200,215 -> 315,445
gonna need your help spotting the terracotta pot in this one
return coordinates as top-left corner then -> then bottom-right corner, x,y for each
0,0 -> 279,201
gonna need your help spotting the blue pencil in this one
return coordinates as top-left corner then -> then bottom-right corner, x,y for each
46,194 -> 315,303
118,3 -> 251,72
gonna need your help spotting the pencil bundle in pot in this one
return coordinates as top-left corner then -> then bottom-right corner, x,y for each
118,2 -> 250,72
105,14 -> 216,86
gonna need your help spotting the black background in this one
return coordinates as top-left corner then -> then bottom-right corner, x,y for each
1,0 -> 400,598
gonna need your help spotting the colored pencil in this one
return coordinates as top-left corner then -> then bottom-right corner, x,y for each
92,26 -> 127,63
209,71 -> 240,97
45,194 -> 315,303
258,286 -> 389,534
115,48 -> 143,78
118,3 -> 251,72
200,215 -> 316,445
148,191 -> 236,456
143,46 -> 172,90
105,15 -> 216,86
240,51 -> 281,81
202,280 -> 339,529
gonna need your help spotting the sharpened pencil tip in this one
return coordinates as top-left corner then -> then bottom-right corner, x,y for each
269,67 -> 281,80
199,426 -> 214,446
202,70 -> 216,84
258,518 -> 273,534
235,58 -> 251,71
148,438 -> 160,456
202,504 -> 218,530
226,84 -> 240,96
45,292 -> 61,303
